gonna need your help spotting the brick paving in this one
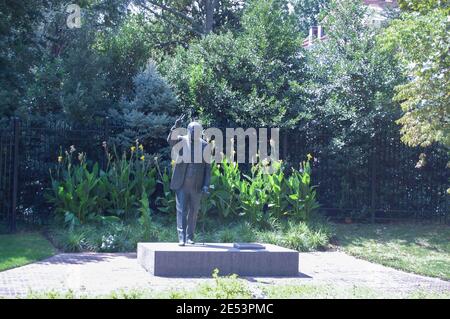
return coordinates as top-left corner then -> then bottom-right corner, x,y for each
0,251 -> 448,298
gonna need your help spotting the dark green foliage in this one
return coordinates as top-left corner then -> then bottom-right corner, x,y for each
0,0 -> 51,117
161,0 -> 307,128
1,0 -> 447,228
47,217 -> 332,253
46,145 -> 322,251
290,0 -> 407,215
291,0 -> 330,34
304,0 -> 403,144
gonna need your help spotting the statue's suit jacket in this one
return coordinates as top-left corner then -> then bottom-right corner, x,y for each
167,129 -> 211,192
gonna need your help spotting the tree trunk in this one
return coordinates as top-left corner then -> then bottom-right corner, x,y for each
204,0 -> 216,34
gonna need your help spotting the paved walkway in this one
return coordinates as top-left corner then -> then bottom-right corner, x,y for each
0,252 -> 449,298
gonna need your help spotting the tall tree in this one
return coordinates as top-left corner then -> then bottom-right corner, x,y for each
109,61 -> 178,153
161,0 -> 305,129
0,0 -> 51,117
133,0 -> 244,42
381,0 -> 449,147
20,0 -> 133,122
304,0 -> 403,145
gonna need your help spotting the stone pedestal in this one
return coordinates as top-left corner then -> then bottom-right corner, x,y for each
137,243 -> 299,277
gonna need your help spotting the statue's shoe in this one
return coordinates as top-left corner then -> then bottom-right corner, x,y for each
178,241 -> 185,246
186,239 -> 195,245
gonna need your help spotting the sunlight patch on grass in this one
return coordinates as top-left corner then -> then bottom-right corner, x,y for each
334,223 -> 450,280
0,232 -> 56,272
261,283 -> 450,299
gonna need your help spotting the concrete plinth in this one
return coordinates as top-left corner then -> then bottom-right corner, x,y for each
137,243 -> 299,277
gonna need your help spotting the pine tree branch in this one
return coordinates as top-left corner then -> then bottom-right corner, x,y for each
136,0 -> 203,36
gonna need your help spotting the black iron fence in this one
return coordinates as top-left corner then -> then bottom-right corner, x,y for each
0,118 -> 122,231
0,119 -> 18,231
0,118 -> 448,231
282,127 -> 449,223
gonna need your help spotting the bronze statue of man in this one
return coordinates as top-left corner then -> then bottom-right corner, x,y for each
167,115 -> 211,246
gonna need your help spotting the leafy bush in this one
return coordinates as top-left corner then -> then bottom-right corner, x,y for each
285,161 -> 320,220
46,150 -> 104,228
204,156 -> 320,227
46,142 -> 157,228
206,159 -> 242,218
103,145 -> 157,219
46,216 -> 332,253
46,141 -> 325,252
197,269 -> 252,299
256,221 -> 332,252
48,228 -> 88,252
154,160 -> 176,216
47,146 -> 320,231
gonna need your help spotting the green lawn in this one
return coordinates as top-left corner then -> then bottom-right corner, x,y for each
262,284 -> 450,299
0,232 -> 56,272
333,223 -> 450,280
24,284 -> 450,299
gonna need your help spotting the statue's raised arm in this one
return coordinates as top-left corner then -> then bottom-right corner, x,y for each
167,114 -> 186,146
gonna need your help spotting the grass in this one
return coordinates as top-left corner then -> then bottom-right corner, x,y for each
22,283 -> 450,299
0,232 -> 56,272
262,283 -> 450,299
262,283 -> 380,299
333,222 -> 450,280
25,269 -> 253,299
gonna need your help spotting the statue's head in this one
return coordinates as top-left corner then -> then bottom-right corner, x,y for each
187,121 -> 203,141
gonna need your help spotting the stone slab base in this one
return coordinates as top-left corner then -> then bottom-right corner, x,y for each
137,243 -> 299,277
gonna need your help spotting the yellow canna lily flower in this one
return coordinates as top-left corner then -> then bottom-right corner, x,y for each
140,155 -> 145,161
130,146 -> 136,152
307,153 -> 313,161
139,144 -> 144,151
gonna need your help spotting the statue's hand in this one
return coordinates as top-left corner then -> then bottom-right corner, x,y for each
174,114 -> 185,128
201,186 -> 209,195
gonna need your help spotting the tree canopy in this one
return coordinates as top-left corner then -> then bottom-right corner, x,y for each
0,0 -> 448,160
381,0 -> 449,147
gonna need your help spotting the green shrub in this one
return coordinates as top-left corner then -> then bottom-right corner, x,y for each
49,228 -> 87,252
217,228 -> 237,243
47,142 -> 157,228
204,156 -> 320,227
197,269 -> 252,299
256,221 -> 331,252
234,221 -> 257,242
154,160 -> 176,215
47,216 -> 332,253
46,151 -> 104,228
47,145 -> 319,230
102,145 -> 157,219
46,141 -> 326,252
285,160 -> 320,220
207,158 -> 242,218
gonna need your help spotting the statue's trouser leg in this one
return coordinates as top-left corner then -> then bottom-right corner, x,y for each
186,190 -> 201,241
175,189 -> 189,243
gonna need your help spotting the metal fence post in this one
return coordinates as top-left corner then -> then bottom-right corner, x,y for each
370,154 -> 376,224
370,135 -> 377,224
10,117 -> 20,232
